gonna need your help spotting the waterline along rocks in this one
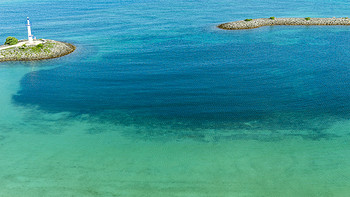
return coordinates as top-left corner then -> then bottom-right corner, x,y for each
0,39 -> 75,62
218,17 -> 350,30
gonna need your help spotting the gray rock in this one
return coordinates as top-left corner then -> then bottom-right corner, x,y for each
0,39 -> 76,62
218,17 -> 350,30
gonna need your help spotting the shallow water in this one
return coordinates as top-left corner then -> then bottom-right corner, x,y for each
1,0 -> 350,196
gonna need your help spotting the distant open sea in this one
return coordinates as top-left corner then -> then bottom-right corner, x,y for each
1,0 -> 350,196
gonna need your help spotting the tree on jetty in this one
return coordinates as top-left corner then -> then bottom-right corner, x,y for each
4,36 -> 18,45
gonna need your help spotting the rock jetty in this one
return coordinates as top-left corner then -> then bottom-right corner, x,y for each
0,39 -> 75,62
218,17 -> 350,30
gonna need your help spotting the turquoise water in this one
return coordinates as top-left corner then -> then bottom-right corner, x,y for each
1,0 -> 350,196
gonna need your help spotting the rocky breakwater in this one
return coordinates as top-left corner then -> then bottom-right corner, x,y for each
0,39 -> 75,62
218,17 -> 350,30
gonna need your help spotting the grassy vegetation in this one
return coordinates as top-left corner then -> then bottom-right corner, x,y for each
305,17 -> 311,21
30,44 -> 44,52
4,37 -> 18,45
269,16 -> 275,20
19,44 -> 26,50
3,41 -> 55,57
244,19 -> 253,21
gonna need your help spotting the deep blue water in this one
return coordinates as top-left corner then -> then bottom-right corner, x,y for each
3,0 -> 350,131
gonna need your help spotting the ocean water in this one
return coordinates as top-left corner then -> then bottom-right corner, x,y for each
1,0 -> 350,196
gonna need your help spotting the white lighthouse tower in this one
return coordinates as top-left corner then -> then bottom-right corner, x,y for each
26,17 -> 34,43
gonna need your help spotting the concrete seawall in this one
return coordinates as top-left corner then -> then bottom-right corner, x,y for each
218,17 -> 350,30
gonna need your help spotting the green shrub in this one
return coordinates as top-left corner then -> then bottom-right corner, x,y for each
244,19 -> 253,21
4,36 -> 18,45
345,17 -> 349,19
19,44 -> 27,50
36,43 -> 44,48
305,17 -> 311,21
269,16 -> 275,20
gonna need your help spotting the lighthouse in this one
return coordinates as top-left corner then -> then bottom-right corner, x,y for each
26,17 -> 34,43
